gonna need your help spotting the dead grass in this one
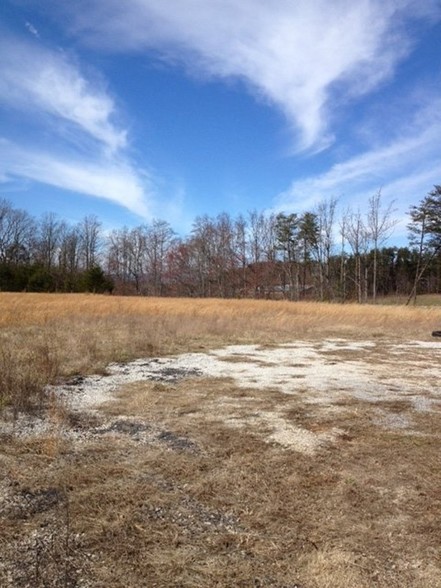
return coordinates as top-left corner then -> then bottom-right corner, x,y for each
2,292 -> 441,335
1,293 -> 441,586
1,292 -> 440,413
1,372 -> 440,587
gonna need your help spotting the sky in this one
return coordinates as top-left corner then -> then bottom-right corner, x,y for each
1,0 -> 441,241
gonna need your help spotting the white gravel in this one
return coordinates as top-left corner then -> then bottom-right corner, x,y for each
2,338 -> 440,453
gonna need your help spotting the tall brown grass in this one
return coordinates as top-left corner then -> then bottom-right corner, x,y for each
1,292 -> 440,414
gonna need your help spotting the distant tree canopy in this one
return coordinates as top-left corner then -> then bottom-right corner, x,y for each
0,202 -> 112,294
1,187 -> 441,302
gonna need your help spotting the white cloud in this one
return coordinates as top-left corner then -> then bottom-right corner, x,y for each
273,99 -> 441,239
0,31 -> 155,217
0,139 -> 152,218
0,34 -> 126,153
62,0 -> 439,150
275,132 -> 441,212
25,21 -> 40,39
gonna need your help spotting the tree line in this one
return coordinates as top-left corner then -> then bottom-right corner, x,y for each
1,187 -> 441,303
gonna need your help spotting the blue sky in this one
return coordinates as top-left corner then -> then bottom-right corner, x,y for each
1,0 -> 441,240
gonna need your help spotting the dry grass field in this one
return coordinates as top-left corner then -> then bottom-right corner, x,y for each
0,293 -> 440,587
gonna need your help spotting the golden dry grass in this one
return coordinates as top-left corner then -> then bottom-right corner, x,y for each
1,292 -> 440,412
1,293 -> 441,587
2,291 -> 441,332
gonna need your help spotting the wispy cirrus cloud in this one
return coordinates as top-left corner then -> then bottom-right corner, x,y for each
25,21 -> 40,39
0,31 -> 154,217
274,98 -> 441,237
60,0 -> 440,151
0,139 -> 151,218
0,33 -> 126,153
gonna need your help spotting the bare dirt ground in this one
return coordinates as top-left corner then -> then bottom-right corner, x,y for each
1,337 -> 440,587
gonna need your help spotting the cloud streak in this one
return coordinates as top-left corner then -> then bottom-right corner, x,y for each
62,0 -> 439,150
0,31 -> 155,217
0,33 -> 126,153
25,21 -> 40,39
0,139 -> 151,218
274,98 -> 441,237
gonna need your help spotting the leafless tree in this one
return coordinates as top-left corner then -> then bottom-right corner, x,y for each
58,224 -> 80,277
107,225 -> 153,294
314,198 -> 337,301
145,220 -> 175,296
234,214 -> 248,295
35,213 -> 63,270
338,213 -> 348,303
367,191 -> 397,303
247,210 -> 277,297
345,208 -> 370,303
79,215 -> 102,270
0,199 -> 35,265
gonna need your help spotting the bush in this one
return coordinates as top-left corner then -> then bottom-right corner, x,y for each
80,266 -> 114,294
27,267 -> 56,292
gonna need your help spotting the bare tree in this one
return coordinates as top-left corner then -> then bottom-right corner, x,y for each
0,199 -> 35,265
314,198 -> 337,300
338,212 -> 348,303
233,214 -> 248,296
107,226 -> 151,294
214,213 -> 236,297
79,215 -> 102,270
346,208 -> 370,303
248,210 -> 265,266
35,213 -> 63,270
367,191 -> 397,303
190,216 -> 214,297
247,210 -> 277,297
166,240 -> 198,297
145,220 -> 175,296
128,226 -> 149,294
58,223 -> 81,283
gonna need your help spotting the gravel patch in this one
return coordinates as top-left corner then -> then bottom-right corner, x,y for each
2,338 -> 440,453
49,339 -> 440,417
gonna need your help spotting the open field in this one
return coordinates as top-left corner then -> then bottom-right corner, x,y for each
1,293 -> 440,587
